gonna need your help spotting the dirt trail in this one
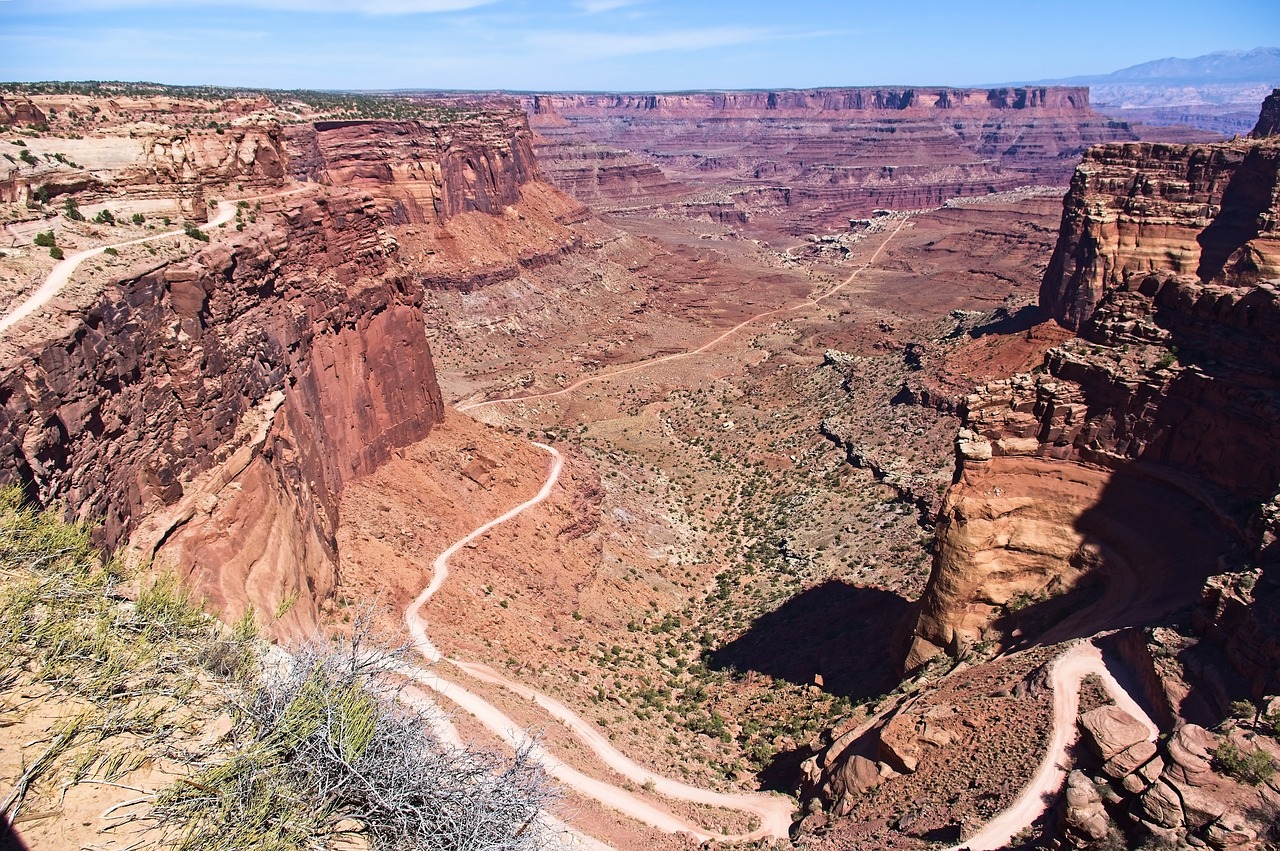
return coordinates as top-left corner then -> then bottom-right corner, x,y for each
945,641 -> 1159,851
458,217 -> 908,412
402,442 -> 796,843
0,186 -> 311,336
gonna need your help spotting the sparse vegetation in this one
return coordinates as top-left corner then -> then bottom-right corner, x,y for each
64,196 -> 85,221
1214,740 -> 1277,785
0,489 -> 557,850
183,221 -> 210,242
32,230 -> 56,248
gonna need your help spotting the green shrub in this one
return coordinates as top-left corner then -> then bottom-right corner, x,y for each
183,222 -> 210,243
93,209 -> 115,225
131,212 -> 145,226
33,231 -> 56,248
1214,741 -> 1277,785
63,197 -> 85,221
49,246 -> 64,260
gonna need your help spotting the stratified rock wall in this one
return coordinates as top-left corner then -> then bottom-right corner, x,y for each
285,111 -> 540,224
0,110 -> 561,637
0,191 -> 443,636
904,97 -> 1280,672
1040,137 -> 1280,330
526,86 -> 1137,229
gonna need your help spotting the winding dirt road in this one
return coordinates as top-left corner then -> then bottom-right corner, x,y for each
0,186 -> 313,336
945,641 -> 1159,851
458,217 -> 909,412
402,442 -> 795,843
0,201 -> 235,335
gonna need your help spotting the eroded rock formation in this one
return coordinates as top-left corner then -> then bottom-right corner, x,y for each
526,87 -> 1139,231
0,105 -> 574,637
894,100 -> 1280,683
1041,136 -> 1280,331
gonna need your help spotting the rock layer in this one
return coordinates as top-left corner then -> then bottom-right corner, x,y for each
1040,135 -> 1280,330
526,87 -> 1139,231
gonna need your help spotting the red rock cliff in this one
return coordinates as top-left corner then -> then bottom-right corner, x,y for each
0,190 -> 442,636
0,110 -> 564,637
904,100 -> 1280,671
1040,136 -> 1280,330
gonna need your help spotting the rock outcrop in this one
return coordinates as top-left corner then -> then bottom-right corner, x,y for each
1251,88 -> 1280,138
1040,136 -> 1280,331
903,98 -> 1280,671
526,87 -> 1139,231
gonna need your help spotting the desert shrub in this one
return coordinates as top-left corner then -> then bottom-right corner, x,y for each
183,221 -> 210,242
0,489 -> 556,850
63,197 -> 85,221
154,627 -> 556,851
49,246 -> 64,260
32,231 -> 55,248
131,212 -> 145,225
93,209 -> 115,225
1214,741 -> 1277,785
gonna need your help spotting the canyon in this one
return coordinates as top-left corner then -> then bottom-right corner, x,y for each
1,80 -> 1278,851
522,86 -> 1163,234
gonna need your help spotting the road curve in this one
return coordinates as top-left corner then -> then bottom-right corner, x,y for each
0,185 -> 313,336
402,442 -> 796,843
945,641 -> 1159,851
458,217 -> 908,412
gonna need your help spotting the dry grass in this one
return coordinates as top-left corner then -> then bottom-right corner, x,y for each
0,487 -> 557,850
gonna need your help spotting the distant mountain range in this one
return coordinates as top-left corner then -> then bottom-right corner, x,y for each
1015,47 -> 1280,130
1050,46 -> 1280,86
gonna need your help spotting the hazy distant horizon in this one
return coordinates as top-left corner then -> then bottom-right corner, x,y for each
2,0 -> 1278,92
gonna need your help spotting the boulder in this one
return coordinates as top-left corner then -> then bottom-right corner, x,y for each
1080,705 -> 1151,760
1139,779 -> 1185,829
834,754 -> 882,798
1165,724 -> 1216,787
1064,770 -> 1110,841
1103,739 -> 1158,778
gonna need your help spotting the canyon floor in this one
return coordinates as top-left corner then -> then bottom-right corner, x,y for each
331,192 -> 1080,847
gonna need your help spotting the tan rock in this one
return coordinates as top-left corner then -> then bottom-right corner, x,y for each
1103,739 -> 1158,778
1139,780 -> 1184,829
1080,705 -> 1151,760
1165,724 -> 1216,787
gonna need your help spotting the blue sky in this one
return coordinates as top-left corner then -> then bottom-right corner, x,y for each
1,0 -> 1277,91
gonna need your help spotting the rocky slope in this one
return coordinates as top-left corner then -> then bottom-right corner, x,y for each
0,94 -> 583,637
526,87 -> 1140,232
803,94 -> 1280,851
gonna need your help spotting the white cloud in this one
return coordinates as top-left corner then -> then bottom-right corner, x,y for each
527,25 -> 774,60
573,0 -> 640,13
20,0 -> 499,13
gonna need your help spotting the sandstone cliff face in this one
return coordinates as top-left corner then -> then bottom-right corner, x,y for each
905,114 -> 1280,670
527,86 -> 1137,231
1040,136 -> 1280,330
903,270 -> 1280,669
0,191 -> 443,635
285,110 -> 540,224
0,108 -> 568,637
